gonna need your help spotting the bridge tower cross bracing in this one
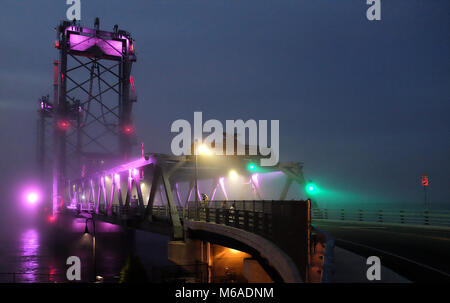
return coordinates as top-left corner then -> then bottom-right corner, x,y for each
39,19 -> 137,216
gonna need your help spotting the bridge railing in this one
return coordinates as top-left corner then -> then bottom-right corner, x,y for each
312,208 -> 450,227
185,204 -> 273,238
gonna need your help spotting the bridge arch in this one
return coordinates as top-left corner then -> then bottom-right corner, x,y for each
181,221 -> 303,283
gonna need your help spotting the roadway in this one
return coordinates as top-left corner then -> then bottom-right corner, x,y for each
312,220 -> 450,282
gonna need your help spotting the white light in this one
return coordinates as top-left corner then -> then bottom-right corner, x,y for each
229,170 -> 238,179
26,193 -> 38,204
197,144 -> 212,156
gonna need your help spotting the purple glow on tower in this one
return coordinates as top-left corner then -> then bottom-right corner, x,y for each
69,34 -> 125,58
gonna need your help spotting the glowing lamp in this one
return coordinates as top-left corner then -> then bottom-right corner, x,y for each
306,183 -> 317,194
247,163 -> 256,171
123,125 -> 134,135
57,120 -> 70,131
229,170 -> 238,180
26,192 -> 38,204
197,144 -> 212,156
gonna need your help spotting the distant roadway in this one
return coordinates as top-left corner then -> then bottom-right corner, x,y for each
312,220 -> 450,282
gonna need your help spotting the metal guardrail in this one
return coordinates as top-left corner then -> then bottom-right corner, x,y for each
75,200 -> 314,282
185,205 -> 273,239
312,208 -> 450,227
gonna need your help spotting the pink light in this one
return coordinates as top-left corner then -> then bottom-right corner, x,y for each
251,173 -> 259,185
69,34 -> 125,58
219,177 -> 229,201
114,173 -> 120,183
26,192 -> 39,205
132,168 -> 139,178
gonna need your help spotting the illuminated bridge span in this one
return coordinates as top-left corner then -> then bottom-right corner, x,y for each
65,153 -> 331,283
36,19 -> 330,283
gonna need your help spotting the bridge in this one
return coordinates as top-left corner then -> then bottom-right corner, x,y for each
33,19 -> 450,284
34,19 -> 332,283
65,152 -> 332,283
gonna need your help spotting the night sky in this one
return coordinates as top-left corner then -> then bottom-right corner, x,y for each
0,0 -> 449,214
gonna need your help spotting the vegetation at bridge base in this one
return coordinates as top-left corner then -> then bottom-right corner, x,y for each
119,254 -> 148,283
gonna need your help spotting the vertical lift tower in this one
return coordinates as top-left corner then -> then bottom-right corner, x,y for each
37,19 -> 137,216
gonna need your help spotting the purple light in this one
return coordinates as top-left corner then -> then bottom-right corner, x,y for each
20,229 -> 39,282
69,34 -> 125,58
23,189 -> 41,207
251,173 -> 259,185
219,177 -> 229,201
27,192 -> 38,204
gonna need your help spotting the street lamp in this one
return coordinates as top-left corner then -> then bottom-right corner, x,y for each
84,218 -> 97,282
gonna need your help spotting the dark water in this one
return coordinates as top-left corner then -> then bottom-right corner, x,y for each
0,213 -> 172,283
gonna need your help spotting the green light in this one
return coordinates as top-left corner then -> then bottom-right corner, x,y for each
247,163 -> 256,171
306,183 -> 317,194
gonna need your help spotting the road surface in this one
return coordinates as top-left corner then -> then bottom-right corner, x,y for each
312,220 -> 450,282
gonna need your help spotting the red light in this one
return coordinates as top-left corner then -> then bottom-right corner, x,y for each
48,215 -> 55,223
123,125 -> 134,135
130,44 -> 134,53
421,175 -> 429,187
57,120 -> 70,131
55,40 -> 60,48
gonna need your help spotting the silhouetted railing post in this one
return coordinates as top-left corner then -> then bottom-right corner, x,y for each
424,210 -> 429,225
225,209 -> 229,225
205,207 -> 210,222
263,213 -> 270,235
244,211 -> 249,231
377,210 -> 383,223
254,213 -> 259,233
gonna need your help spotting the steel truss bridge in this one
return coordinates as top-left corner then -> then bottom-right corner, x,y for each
66,153 -> 312,238
35,19 -> 329,283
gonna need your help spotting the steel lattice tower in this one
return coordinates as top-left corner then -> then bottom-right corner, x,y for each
37,19 -> 137,215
